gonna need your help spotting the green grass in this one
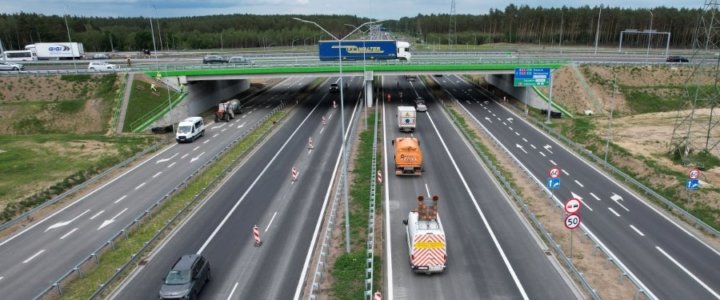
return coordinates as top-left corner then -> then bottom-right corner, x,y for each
61,109 -> 287,299
622,88 -> 685,114
331,112 -> 382,299
60,74 -> 92,82
0,134 -> 156,222
123,80 -> 180,132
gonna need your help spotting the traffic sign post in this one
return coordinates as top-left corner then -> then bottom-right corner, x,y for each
687,179 -> 699,190
548,167 -> 560,178
564,198 -> 581,214
564,213 -> 581,261
514,68 -> 551,87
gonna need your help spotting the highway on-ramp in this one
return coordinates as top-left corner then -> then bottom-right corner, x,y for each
435,74 -> 720,299
382,75 -> 578,299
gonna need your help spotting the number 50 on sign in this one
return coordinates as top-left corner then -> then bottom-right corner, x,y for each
564,214 -> 581,230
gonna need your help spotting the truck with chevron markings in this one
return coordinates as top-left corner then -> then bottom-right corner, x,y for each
403,195 -> 447,274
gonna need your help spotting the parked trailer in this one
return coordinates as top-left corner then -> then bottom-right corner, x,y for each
318,40 -> 411,61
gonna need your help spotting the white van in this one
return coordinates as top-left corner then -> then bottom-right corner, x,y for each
176,117 -> 205,143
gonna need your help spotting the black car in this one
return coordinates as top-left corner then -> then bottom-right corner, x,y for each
329,83 -> 339,93
159,254 -> 211,300
203,55 -> 227,64
666,56 -> 689,63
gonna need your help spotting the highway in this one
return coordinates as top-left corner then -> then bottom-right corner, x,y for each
382,76 -> 578,299
0,77 -> 309,299
111,76 -> 362,299
434,74 -> 720,299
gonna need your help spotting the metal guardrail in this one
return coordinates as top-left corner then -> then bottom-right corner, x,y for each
0,140 -> 166,233
363,109 -> 380,299
33,102 -> 287,300
308,99 -> 363,299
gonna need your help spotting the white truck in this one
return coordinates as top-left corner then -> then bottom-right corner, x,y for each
397,106 -> 416,132
403,195 -> 447,274
175,117 -> 205,143
25,42 -> 84,60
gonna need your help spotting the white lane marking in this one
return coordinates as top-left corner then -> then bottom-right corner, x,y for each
424,183 -> 432,199
484,117 -> 492,123
237,122 -> 247,129
530,144 -> 536,149
98,208 -> 128,230
561,169 -> 570,176
213,134 -> 219,138
212,123 -> 226,129
508,126 -> 513,131
23,249 -> 46,264
574,180 -> 584,188
522,138 -> 528,142
167,162 -> 176,168
190,152 -> 205,163
203,140 -> 209,144
60,227 -> 79,240
656,246 -> 720,298
0,276 -> 3,281
503,122 -> 507,126
319,127 -> 325,134
227,282 -> 239,300
155,153 -> 178,164
114,195 -> 127,204
498,117 -> 502,121
45,209 -> 91,232
424,109 -> 529,299
543,144 -> 554,154
0,143 -> 176,248
549,160 -> 557,165
90,210 -> 105,220
152,172 -> 162,179
515,132 -> 520,136
221,128 -> 227,132
492,113 -> 496,117
610,194 -> 630,211
193,146 -> 200,151
571,192 -> 593,211
539,151 -> 546,157
181,153 -> 189,159
265,212 -> 278,233
608,207 -> 621,217
516,144 -> 528,154
589,193 -> 600,201
134,182 -> 146,190
630,225 -> 645,237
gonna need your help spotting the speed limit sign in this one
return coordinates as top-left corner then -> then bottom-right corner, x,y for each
564,214 -> 581,230
689,168 -> 701,179
548,167 -> 560,178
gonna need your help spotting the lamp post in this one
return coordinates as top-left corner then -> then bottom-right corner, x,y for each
345,24 -> 369,129
63,7 -> 77,70
294,17 -> 381,253
646,10 -> 654,61
291,38 -> 298,49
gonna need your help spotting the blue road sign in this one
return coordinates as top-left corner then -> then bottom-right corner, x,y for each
687,179 -> 699,190
514,68 -> 551,87
547,178 -> 561,190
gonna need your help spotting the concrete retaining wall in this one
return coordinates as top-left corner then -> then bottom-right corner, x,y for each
485,74 -> 554,111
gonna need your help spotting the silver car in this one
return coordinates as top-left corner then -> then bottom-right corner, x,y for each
0,62 -> 23,71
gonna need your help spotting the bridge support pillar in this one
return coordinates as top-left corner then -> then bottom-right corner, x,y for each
364,71 -> 374,107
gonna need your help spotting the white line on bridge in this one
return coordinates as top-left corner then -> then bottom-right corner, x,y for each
656,246 -> 720,299
630,225 -> 645,237
23,249 -> 45,264
60,228 -> 79,240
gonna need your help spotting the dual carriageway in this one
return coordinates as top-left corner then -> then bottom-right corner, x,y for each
0,55 -> 719,299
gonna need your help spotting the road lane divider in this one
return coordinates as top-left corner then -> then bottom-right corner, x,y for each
656,246 -> 720,299
60,228 -> 79,240
45,209 -> 91,232
23,249 -> 45,264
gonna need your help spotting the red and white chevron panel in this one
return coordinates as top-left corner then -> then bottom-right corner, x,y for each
411,234 -> 446,267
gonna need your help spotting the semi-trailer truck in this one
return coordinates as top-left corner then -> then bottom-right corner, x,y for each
25,42 -> 84,60
403,195 -> 447,274
318,40 -> 411,61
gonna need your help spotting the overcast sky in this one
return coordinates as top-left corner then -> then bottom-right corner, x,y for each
0,0 -> 703,19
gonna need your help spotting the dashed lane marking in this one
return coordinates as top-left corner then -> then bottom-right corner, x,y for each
630,225 -> 645,237
608,207 -> 621,217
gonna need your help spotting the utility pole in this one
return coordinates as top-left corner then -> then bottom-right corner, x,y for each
594,6 -> 602,55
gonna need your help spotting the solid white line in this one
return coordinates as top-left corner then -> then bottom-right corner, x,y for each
60,227 -> 79,240
549,160 -> 557,165
134,182 -> 146,190
539,151 -> 546,157
181,153 -> 189,159
561,169 -> 570,176
90,210 -> 104,220
114,195 -> 127,204
152,172 -> 162,178
656,246 -> 720,298
589,193 -> 600,201
193,146 -> 200,151
265,212 -> 278,233
167,162 -> 176,168
574,180 -> 584,188
426,109 -> 529,299
23,249 -> 45,264
381,89 -> 394,300
227,282 -> 239,300
0,143 -> 175,248
608,207 -> 621,217
630,225 -> 645,237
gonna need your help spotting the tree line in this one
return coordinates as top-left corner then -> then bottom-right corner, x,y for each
0,5 -> 707,52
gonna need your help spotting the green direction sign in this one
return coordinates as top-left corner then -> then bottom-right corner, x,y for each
514,68 -> 550,87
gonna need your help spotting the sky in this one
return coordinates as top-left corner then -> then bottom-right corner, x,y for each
0,0 -> 703,19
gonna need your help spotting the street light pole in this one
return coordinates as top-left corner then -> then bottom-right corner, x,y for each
647,10 -> 654,61
346,24 -> 369,129
594,6 -> 602,55
294,17 -> 381,253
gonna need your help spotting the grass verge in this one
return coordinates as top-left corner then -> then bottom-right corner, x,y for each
60,109 -> 287,299
123,80 -> 180,132
330,112 -> 382,299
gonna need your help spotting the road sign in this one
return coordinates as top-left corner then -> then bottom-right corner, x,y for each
564,198 -> 581,214
514,68 -> 551,87
689,168 -> 701,179
687,179 -> 699,190
564,214 -> 581,230
547,178 -> 560,190
548,167 -> 560,178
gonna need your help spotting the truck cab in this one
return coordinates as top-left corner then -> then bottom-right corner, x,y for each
175,117 -> 205,143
